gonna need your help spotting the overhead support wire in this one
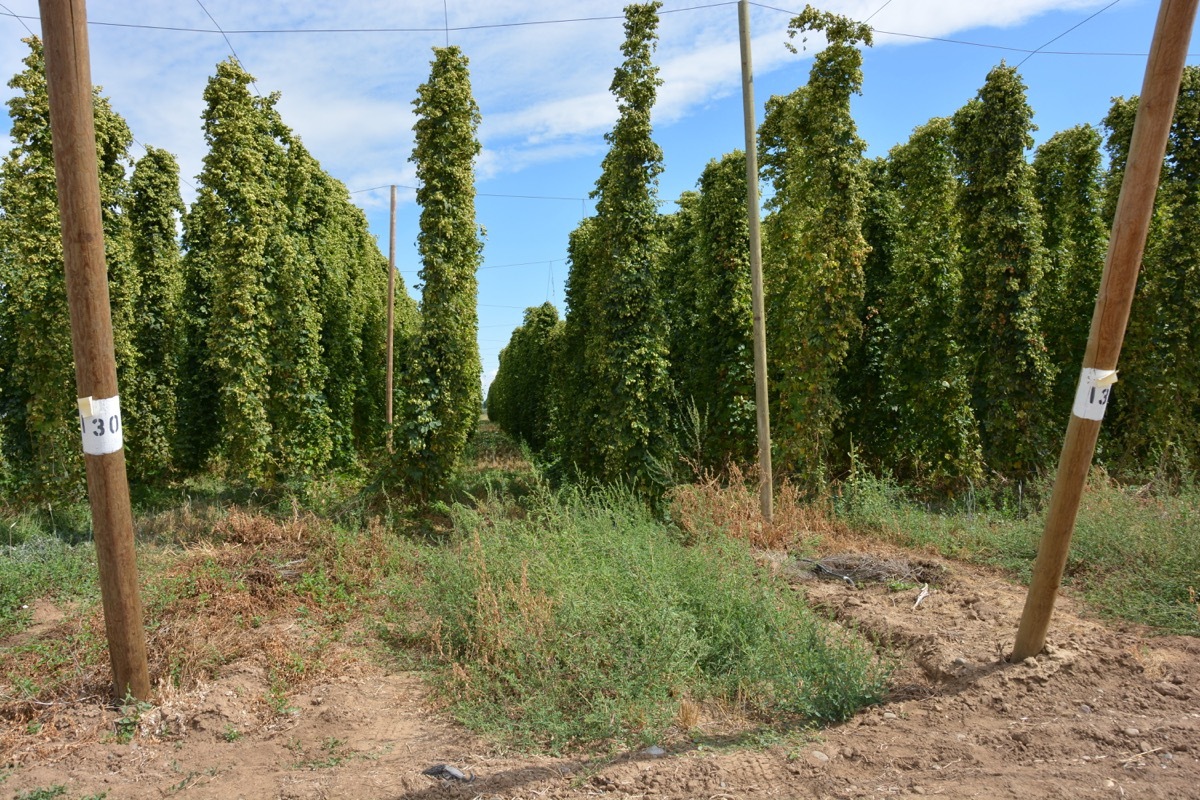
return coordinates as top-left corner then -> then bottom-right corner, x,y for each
0,1 -> 34,35
1,4 -> 1185,58
479,258 -> 565,271
748,1 -> 1183,57
1,3 -> 197,190
349,184 -> 586,217
193,0 -> 260,95
863,0 -> 894,24
12,4 -> 733,35
1017,0 -> 1123,68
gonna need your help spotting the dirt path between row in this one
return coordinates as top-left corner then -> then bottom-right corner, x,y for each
3,541 -> 1197,799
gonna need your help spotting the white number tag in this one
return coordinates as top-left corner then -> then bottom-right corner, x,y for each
1072,369 -> 1117,422
78,395 -> 124,455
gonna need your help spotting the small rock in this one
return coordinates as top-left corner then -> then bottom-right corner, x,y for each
809,750 -> 830,764
641,745 -> 666,758
1140,741 -> 1153,753
1079,704 -> 1093,714
952,657 -> 968,666
1106,780 -> 1116,789
1124,728 -> 1140,737
883,712 -> 897,720
1153,681 -> 1187,698
422,764 -> 473,782
1023,657 -> 1039,668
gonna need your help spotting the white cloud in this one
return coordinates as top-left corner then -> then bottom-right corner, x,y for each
1,0 -> 1150,388
1,0 -> 1129,194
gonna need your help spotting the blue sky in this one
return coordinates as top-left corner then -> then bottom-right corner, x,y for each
1,0 -> 1195,392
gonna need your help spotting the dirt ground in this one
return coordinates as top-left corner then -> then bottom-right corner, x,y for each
2,537 -> 1197,800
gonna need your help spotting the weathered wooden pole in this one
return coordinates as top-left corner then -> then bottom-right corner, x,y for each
39,0 -> 151,700
386,184 -> 396,452
1012,0 -> 1197,661
738,0 -> 774,523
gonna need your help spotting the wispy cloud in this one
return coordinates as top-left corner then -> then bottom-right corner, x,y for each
0,0 -> 1149,384
1,0 -> 1127,198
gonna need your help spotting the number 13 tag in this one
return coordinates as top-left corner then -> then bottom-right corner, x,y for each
1072,369 -> 1118,422
77,395 -> 124,455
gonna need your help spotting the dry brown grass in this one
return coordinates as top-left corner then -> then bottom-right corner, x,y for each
676,696 -> 701,730
136,498 -> 230,545
0,505 -> 411,766
668,465 -> 850,551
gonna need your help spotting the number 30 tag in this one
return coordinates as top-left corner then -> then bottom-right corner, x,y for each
77,395 -> 124,455
1072,368 -> 1118,422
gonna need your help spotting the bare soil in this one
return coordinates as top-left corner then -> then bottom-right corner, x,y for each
2,535 -> 1197,800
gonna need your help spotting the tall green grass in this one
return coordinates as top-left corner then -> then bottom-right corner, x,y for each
838,471 -> 1200,635
0,504 -> 99,639
402,487 -> 889,752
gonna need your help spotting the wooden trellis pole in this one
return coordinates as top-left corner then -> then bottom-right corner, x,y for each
1012,0 -> 1198,662
738,0 -> 774,523
39,0 -> 151,700
386,185 -> 396,452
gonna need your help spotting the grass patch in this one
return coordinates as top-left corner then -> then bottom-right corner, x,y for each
400,486 -> 889,753
454,419 -> 545,506
0,535 -> 97,640
837,470 -> 1200,635
1,478 -> 420,746
13,788 -> 66,800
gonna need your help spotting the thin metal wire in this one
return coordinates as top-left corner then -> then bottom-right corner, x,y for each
0,1 -> 34,36
1017,0 -> 1123,68
193,0 -> 260,95
863,0 -> 894,24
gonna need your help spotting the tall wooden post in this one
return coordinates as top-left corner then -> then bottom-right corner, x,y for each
1012,0 -> 1197,661
738,0 -> 774,523
40,0 -> 150,700
386,185 -> 396,452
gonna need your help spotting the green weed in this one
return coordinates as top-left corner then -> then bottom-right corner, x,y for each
13,787 -> 65,800
113,692 -> 154,743
265,677 -> 298,717
290,736 -> 355,770
403,487 -> 889,753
